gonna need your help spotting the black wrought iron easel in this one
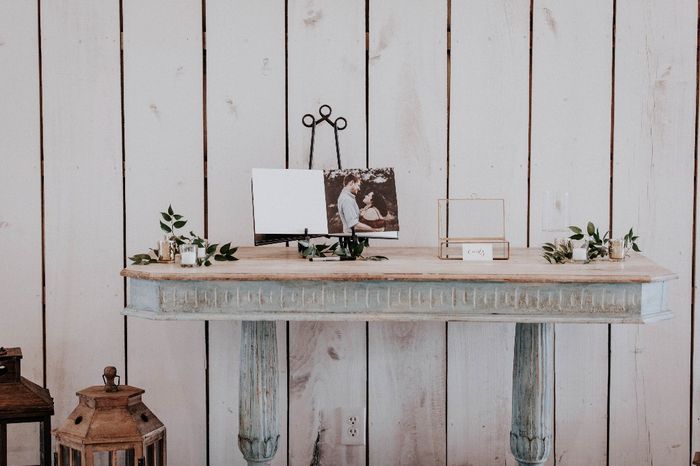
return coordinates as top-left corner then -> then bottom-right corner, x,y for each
301,104 -> 360,256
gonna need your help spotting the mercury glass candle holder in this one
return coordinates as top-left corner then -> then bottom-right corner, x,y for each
609,238 -> 627,262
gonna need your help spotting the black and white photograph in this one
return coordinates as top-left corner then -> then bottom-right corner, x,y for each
323,167 -> 399,237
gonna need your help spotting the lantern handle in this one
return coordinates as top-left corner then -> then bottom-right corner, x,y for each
102,366 -> 121,392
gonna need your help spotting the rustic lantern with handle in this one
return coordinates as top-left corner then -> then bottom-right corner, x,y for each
0,347 -> 54,466
53,366 -> 166,466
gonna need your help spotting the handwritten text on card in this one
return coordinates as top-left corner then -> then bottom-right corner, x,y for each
462,243 -> 493,261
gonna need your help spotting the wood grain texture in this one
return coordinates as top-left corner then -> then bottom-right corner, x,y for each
122,247 -> 675,283
447,0 -> 528,462
0,2 -> 43,463
610,0 -> 696,463
289,322 -> 366,465
41,0 -> 124,458
122,0 -> 206,464
530,1 -> 613,464
369,322 -> 446,465
368,2 -> 447,461
287,1 -> 368,464
368,0 -> 447,247
205,0 -> 287,463
287,0 -> 366,170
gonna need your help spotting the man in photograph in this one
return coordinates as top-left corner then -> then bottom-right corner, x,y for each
337,173 -> 380,233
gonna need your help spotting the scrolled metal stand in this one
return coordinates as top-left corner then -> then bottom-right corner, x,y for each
302,104 -> 347,170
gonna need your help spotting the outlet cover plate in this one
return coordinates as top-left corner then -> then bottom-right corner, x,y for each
340,407 -> 366,446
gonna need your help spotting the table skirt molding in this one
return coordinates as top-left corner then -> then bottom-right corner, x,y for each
123,278 -> 671,324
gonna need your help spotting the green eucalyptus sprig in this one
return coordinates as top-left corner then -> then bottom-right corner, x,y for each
541,221 -> 642,264
622,228 -> 642,253
542,241 -> 572,264
569,222 -> 609,260
297,236 -> 388,261
129,205 -> 238,266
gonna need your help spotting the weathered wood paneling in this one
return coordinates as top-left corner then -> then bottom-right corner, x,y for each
205,0 -> 287,462
287,1 -> 368,463
368,0 -> 447,464
447,0 -> 528,463
610,0 -> 696,463
41,0 -> 124,456
0,2 -> 43,463
122,0 -> 206,464
530,1 -> 614,464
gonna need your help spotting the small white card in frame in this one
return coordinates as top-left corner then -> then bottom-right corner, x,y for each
462,243 -> 493,261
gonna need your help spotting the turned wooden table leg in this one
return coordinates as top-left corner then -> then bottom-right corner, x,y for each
510,323 -> 553,466
238,321 -> 279,466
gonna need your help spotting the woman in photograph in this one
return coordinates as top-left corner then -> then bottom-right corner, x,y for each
360,191 -> 395,231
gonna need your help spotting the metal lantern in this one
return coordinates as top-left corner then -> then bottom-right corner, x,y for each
0,347 -> 54,466
54,367 -> 166,466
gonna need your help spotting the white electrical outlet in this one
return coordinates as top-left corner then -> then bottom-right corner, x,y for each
339,407 -> 366,446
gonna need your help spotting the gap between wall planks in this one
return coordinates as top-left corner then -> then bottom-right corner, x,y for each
530,1 -> 613,464
205,0 -> 287,463
122,0 -> 206,465
0,2 -> 43,464
447,0 -> 529,463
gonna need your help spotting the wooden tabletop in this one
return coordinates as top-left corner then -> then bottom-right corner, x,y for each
121,247 -> 676,284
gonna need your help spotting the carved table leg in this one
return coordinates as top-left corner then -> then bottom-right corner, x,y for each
510,323 -> 553,466
239,321 -> 279,466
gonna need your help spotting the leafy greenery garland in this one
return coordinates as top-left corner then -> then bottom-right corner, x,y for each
129,205 -> 238,266
298,236 -> 388,261
542,221 -> 641,264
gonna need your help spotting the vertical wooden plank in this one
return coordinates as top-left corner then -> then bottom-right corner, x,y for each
41,0 -> 123,451
611,0 -> 696,463
206,1 -> 287,462
122,1 -> 206,465
368,1 -> 446,464
287,1 -> 367,464
530,2 -> 614,464
447,0 -> 528,463
0,2 -> 42,463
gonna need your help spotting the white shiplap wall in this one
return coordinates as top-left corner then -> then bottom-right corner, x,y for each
0,1 -> 697,465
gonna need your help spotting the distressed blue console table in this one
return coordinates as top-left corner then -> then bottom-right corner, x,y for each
121,247 -> 675,466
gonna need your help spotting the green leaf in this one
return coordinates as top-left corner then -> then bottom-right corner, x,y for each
204,260 -> 212,266
173,220 -> 187,229
632,243 -> 641,252
214,254 -> 226,261
168,205 -> 174,216
161,212 -> 171,222
160,221 -> 172,233
587,222 -> 595,236
569,234 -> 584,240
220,243 -> 231,254
207,244 -> 218,254
229,247 -> 238,255
569,226 -> 582,234
174,214 -> 183,220
227,256 -> 239,261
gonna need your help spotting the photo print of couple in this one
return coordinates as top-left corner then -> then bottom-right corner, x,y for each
251,167 -> 399,245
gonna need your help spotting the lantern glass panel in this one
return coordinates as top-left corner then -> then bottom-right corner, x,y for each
71,448 -> 82,466
147,443 -> 155,466
94,449 -> 135,466
60,445 -> 70,466
157,439 -> 164,466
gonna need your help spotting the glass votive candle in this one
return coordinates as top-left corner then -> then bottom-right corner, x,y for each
609,238 -> 627,262
180,243 -> 197,267
571,239 -> 588,263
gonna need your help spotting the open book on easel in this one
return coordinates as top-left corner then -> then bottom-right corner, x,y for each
252,167 -> 399,246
